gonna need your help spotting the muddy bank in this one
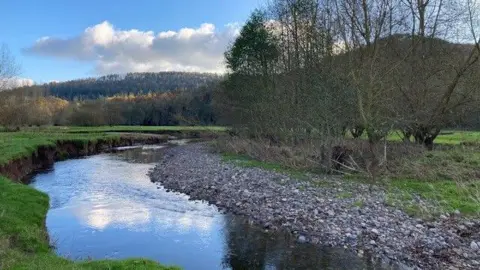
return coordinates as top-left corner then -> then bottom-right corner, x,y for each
150,143 -> 480,270
0,135 -> 167,183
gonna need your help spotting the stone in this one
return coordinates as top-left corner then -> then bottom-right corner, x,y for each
470,241 -> 479,251
298,235 -> 307,243
149,142 -> 478,270
346,233 -> 357,240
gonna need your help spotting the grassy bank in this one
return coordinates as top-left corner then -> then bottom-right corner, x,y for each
0,125 -> 226,165
0,128 -> 190,269
0,132 -> 120,165
21,125 -> 227,134
216,132 -> 480,219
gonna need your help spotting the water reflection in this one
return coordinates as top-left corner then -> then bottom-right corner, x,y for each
30,145 -> 388,270
113,145 -> 166,164
221,216 -> 385,270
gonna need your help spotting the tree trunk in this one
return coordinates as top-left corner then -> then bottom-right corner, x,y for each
413,125 -> 440,150
350,125 -> 365,138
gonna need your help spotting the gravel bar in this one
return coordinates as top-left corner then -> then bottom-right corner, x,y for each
149,143 -> 480,270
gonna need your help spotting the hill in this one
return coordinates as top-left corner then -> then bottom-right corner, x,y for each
13,72 -> 222,100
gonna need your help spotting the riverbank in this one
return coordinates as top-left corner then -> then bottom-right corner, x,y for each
0,127 -> 220,269
0,133 -> 168,182
150,143 -> 480,270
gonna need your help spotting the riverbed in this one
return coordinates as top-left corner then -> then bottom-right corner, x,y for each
29,144 -> 381,270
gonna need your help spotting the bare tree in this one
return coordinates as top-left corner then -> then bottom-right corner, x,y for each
389,0 -> 480,149
0,44 -> 20,91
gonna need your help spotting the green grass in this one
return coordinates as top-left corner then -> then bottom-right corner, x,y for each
386,179 -> 480,217
394,146 -> 480,182
221,153 -> 310,180
0,132 -> 121,165
352,200 -> 365,208
220,146 -> 480,218
0,125 -> 226,166
386,130 -> 480,145
347,129 -> 480,145
337,192 -> 353,199
0,176 -> 179,270
0,128 -> 188,269
22,125 -> 227,134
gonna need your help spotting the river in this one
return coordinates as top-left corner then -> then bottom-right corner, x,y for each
29,144 -> 385,270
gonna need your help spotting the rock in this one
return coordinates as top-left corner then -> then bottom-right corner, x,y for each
149,142 -> 479,270
346,233 -> 357,240
454,209 -> 461,215
298,235 -> 307,243
470,241 -> 479,251
357,250 -> 364,257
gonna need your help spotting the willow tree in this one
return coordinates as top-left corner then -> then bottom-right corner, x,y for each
389,0 -> 480,149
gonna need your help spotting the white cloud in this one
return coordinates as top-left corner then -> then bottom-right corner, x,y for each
25,21 -> 241,75
0,77 -> 35,90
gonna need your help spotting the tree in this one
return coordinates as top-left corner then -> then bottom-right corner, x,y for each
225,10 -> 280,76
0,45 -> 21,128
0,44 -> 20,91
388,0 -> 480,149
222,10 -> 281,136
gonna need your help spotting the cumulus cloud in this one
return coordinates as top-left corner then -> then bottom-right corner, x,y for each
0,77 -> 35,90
25,21 -> 241,74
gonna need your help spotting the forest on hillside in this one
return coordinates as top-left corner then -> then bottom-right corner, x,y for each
0,71 -> 221,127
14,72 -> 222,100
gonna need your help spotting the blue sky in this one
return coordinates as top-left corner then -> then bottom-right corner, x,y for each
0,0 -> 262,83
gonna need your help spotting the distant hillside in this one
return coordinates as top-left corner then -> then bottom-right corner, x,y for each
15,72 -> 223,100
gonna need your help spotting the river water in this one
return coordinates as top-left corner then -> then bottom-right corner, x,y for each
29,144 -> 386,270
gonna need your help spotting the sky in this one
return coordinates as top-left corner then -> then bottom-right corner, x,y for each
0,0 -> 262,84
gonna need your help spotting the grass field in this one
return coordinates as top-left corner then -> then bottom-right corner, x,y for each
0,126 -> 211,269
345,129 -> 480,145
0,132 -> 120,165
385,130 -> 480,145
0,125 -> 226,166
22,125 -> 227,134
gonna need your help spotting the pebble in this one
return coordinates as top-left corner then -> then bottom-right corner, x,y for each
298,235 -> 307,243
470,241 -> 479,251
149,143 -> 480,270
